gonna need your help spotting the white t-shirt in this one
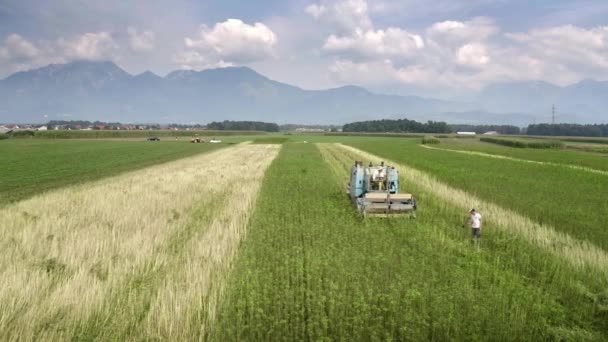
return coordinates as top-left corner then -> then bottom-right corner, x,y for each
471,213 -> 482,228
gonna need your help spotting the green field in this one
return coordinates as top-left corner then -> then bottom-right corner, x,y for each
436,138 -> 608,171
0,139 -> 229,206
343,138 -> 608,250
1,136 -> 607,340
212,143 -> 607,340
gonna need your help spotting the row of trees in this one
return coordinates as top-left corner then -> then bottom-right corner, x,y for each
450,124 -> 521,135
342,119 -> 451,133
526,124 -> 608,137
206,120 -> 280,132
341,120 -> 608,138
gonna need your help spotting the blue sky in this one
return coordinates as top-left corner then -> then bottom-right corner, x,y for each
1,0 -> 607,96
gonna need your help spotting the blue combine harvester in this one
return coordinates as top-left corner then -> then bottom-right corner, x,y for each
347,161 -> 417,217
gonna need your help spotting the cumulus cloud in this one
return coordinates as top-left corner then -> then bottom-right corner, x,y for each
58,32 -> 118,60
456,43 -> 490,67
173,51 -> 233,70
311,0 -> 608,89
0,34 -> 56,73
128,27 -> 155,52
183,19 -> 277,65
0,31 -> 124,76
306,0 -> 372,33
507,25 -> 608,72
4,34 -> 40,60
427,17 -> 499,44
323,28 -> 424,61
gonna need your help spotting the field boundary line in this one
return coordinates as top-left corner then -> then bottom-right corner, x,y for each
336,143 -> 608,278
419,144 -> 608,176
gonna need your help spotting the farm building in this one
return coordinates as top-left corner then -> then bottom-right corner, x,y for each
456,131 -> 476,135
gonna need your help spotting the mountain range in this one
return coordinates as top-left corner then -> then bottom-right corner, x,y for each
0,61 -> 606,125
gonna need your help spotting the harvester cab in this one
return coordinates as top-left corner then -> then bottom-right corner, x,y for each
347,161 -> 416,217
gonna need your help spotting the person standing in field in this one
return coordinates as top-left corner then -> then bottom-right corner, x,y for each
467,209 -> 482,242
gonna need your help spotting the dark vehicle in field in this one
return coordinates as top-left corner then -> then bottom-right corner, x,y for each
147,137 -> 160,141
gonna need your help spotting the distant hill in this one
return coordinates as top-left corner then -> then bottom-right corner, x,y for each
0,61 -> 606,124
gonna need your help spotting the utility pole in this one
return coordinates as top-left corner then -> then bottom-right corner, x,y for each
552,104 -> 556,125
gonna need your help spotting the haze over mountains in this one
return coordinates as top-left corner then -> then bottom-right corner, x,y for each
0,61 -> 606,125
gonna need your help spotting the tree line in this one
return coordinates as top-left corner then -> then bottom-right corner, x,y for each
526,124 -> 608,137
342,119 -> 451,133
450,124 -> 521,135
206,120 -> 279,132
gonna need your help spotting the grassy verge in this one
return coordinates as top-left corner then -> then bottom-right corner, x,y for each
0,139 -> 226,206
212,143 -> 607,340
347,138 -> 608,251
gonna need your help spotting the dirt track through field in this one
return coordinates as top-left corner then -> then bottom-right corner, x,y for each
0,143 -> 280,340
420,144 -> 608,176
323,143 -> 608,278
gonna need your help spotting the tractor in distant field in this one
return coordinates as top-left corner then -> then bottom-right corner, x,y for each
191,136 -> 203,143
347,161 -> 416,217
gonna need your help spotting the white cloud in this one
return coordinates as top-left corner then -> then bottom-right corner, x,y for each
506,25 -> 608,71
306,0 -> 373,33
305,4 -> 327,18
323,28 -> 424,61
311,0 -> 608,90
427,17 -> 499,45
128,27 -> 155,52
172,51 -> 233,70
58,32 -> 118,60
0,34 -> 57,74
0,31 -> 123,76
5,34 -> 40,60
456,43 -> 490,67
183,19 -> 277,64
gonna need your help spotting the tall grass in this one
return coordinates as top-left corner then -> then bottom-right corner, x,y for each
0,144 -> 279,340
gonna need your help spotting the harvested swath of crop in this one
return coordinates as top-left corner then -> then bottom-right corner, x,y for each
0,143 -> 279,340
335,143 -> 608,276
137,145 -> 279,340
